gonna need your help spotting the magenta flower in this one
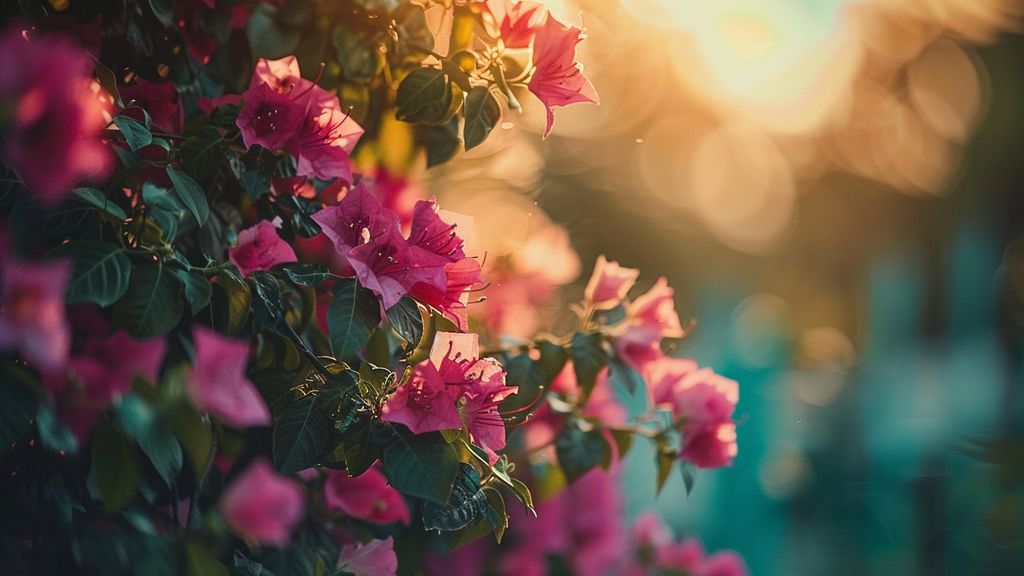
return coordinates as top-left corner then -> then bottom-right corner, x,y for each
583,255 -> 639,310
644,355 -> 699,410
293,105 -> 364,183
323,467 -> 410,525
485,0 -> 547,49
228,219 -> 298,276
312,183 -> 397,256
220,458 -> 305,547
380,344 -> 464,434
527,14 -> 599,136
408,256 -> 484,331
119,78 -> 183,134
669,368 -> 739,469
627,277 -> 685,337
348,225 -> 449,310
0,24 -> 112,205
406,199 -> 467,263
0,256 -> 71,372
337,537 -> 398,576
185,326 -> 270,428
460,357 -> 517,464
236,81 -> 307,152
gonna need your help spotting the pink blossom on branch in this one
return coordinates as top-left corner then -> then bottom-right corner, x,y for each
0,23 -> 112,205
220,458 -> 305,547
337,537 -> 398,576
228,219 -> 297,276
0,255 -> 71,372
527,14 -> 599,137
584,255 -> 639,311
484,0 -> 547,49
323,467 -> 410,525
185,326 -> 271,428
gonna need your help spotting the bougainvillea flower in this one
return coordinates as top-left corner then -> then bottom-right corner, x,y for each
220,458 -> 304,547
614,323 -> 664,372
0,24 -> 112,205
644,355 -> 699,410
584,255 -> 639,310
293,104 -> 364,182
485,0 -> 547,48
185,326 -> 270,428
348,226 -> 449,309
119,78 -> 183,134
696,550 -> 750,576
682,422 -> 738,469
461,357 -> 517,464
381,348 -> 464,434
229,219 -> 298,276
366,168 -> 422,228
627,276 -> 685,337
0,256 -> 71,371
406,199 -> 467,263
409,256 -> 484,331
236,81 -> 308,152
271,176 -> 317,199
250,55 -> 303,93
324,467 -> 410,525
337,537 -> 398,576
312,183 -> 397,256
527,15 -> 599,136
669,368 -> 739,469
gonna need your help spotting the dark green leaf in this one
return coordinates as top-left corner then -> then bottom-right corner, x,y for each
37,404 -> 78,454
233,550 -> 273,576
328,278 -> 382,359
508,476 -> 535,516
166,166 -> 210,226
680,461 -> 697,496
112,263 -> 184,338
427,119 -> 461,167
212,268 -> 251,335
332,24 -> 384,82
555,420 -> 610,484
116,395 -> 183,488
91,422 -> 140,513
463,87 -> 501,150
73,188 -> 127,220
273,394 -> 332,474
179,126 -> 223,187
386,296 -> 424,344
249,271 -> 284,331
655,436 -> 676,495
242,170 -> 271,200
0,369 -> 35,452
247,4 -> 301,59
381,433 -> 459,505
389,2 -> 435,69
396,67 -> 454,124
570,332 -> 608,400
51,240 -> 131,307
168,404 -> 213,483
610,428 -> 634,460
422,464 -> 487,531
185,541 -> 228,576
113,116 -> 153,151
173,269 -> 213,315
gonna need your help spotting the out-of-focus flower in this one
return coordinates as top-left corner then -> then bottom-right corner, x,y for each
623,511 -> 749,576
584,255 -> 639,311
46,330 -> 166,442
0,23 -> 112,205
614,277 -> 686,372
645,355 -> 699,409
337,537 -> 398,576
220,458 -> 305,547
175,0 -> 249,65
484,0 -> 546,48
185,326 -> 270,428
366,168 -> 422,228
0,255 -> 71,371
528,15 -> 599,136
324,467 -> 410,525
119,79 -> 183,134
228,219 -> 297,276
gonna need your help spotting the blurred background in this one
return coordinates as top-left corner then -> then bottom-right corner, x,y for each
418,0 -> 1024,573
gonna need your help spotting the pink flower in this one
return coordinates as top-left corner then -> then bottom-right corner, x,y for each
293,104 -> 364,183
48,331 -> 166,442
645,355 -> 699,410
584,255 -> 639,311
627,277 -> 685,337
696,551 -> 750,576
670,368 -> 739,469
623,512 -> 749,576
460,357 -> 517,464
236,81 -> 307,152
0,256 -> 71,371
349,225 -> 449,310
324,467 -> 410,525
365,168 -> 422,228
185,326 -> 270,428
614,324 -> 663,371
228,219 -> 298,276
119,79 -> 183,134
0,23 -> 112,205
220,458 -> 304,547
337,537 -> 398,576
485,0 -> 547,48
527,14 -> 599,136
682,422 -> 738,469
312,183 -> 397,255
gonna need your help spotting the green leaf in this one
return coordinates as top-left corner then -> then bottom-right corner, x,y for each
395,67 -> 455,125
148,0 -> 176,27
0,368 -> 35,452
172,269 -> 212,315
427,119 -> 461,167
166,166 -> 210,226
179,126 -> 223,187
655,436 -> 677,495
680,461 -> 697,496
247,4 -> 301,59
273,394 -> 332,474
381,433 -> 460,505
51,240 -> 131,307
332,24 -> 384,82
91,422 -> 141,513
508,476 -> 535,516
112,262 -> 184,338
327,278 -> 382,359
37,404 -> 78,454
116,395 -> 183,488
185,539 -> 228,576
357,362 -> 395,405
112,116 -> 153,151
168,405 -> 213,483
463,87 -> 501,150
249,271 -> 284,331
386,296 -> 424,344
422,464 -> 487,532
570,332 -> 608,400
275,263 -> 331,287
555,420 -> 610,484
212,268 -> 251,336
93,60 -> 123,109
610,428 -> 634,460
73,188 -> 127,220
389,2 -> 435,69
